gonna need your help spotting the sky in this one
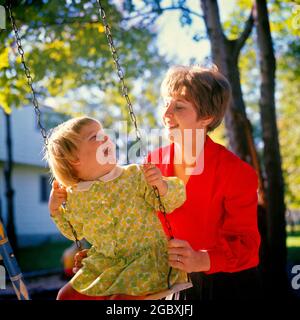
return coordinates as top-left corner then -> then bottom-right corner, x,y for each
154,0 -> 237,64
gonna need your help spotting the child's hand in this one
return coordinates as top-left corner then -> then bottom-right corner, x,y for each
142,164 -> 168,196
49,180 -> 67,217
73,249 -> 89,274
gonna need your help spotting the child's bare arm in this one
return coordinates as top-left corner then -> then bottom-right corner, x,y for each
49,180 -> 67,217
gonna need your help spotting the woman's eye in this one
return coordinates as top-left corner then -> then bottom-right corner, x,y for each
175,105 -> 183,110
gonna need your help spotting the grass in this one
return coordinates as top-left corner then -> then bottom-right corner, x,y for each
18,241 -> 72,272
287,228 -> 300,263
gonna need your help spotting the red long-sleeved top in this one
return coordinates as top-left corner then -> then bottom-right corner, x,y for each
148,136 -> 260,274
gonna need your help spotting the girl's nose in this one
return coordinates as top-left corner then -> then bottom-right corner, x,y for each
101,135 -> 108,144
97,133 -> 108,144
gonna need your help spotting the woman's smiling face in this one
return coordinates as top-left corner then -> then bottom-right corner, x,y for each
162,95 -> 212,141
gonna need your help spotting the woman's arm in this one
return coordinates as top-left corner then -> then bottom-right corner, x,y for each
206,161 -> 260,274
168,161 -> 260,274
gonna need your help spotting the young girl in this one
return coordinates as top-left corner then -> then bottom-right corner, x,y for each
46,116 -> 188,300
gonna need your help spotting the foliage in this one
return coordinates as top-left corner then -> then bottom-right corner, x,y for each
231,1 -> 300,209
277,40 -> 300,209
0,0 -> 166,131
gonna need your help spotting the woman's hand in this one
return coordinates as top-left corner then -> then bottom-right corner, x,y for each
73,249 -> 89,274
168,239 -> 210,273
142,163 -> 168,196
49,180 -> 67,217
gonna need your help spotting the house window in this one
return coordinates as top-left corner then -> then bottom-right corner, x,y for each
40,175 -> 51,203
35,112 -> 70,132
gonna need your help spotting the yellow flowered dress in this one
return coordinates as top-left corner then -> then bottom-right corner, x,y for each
51,164 -> 187,296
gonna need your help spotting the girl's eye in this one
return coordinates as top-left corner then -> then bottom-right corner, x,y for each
90,135 -> 97,141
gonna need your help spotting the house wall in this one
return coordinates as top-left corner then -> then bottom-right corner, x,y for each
0,106 -> 45,166
0,163 -> 64,247
0,107 -> 68,247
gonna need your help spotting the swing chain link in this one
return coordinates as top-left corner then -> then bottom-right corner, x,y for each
7,2 -> 82,249
7,2 -> 48,146
153,187 -> 173,239
96,0 -> 141,142
67,222 -> 82,251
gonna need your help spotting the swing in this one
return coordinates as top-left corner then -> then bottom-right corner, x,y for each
7,1 -> 192,300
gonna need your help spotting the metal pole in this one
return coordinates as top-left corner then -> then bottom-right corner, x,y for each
0,219 -> 30,300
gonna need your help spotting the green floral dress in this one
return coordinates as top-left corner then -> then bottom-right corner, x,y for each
52,164 -> 187,296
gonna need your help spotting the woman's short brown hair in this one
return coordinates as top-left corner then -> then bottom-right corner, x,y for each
160,65 -> 232,131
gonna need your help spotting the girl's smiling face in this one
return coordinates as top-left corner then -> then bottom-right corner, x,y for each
73,120 -> 116,181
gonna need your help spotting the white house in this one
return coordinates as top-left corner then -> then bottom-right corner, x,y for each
0,106 -> 69,247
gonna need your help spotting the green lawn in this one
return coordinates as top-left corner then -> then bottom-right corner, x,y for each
287,228 -> 300,263
18,241 -> 72,272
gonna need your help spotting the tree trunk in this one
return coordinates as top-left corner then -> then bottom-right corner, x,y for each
201,0 -> 252,162
254,0 -> 287,296
3,111 -> 18,252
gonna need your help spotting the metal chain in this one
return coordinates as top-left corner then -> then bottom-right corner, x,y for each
7,3 -> 48,146
67,222 -> 82,250
153,186 -> 174,239
96,0 -> 174,288
96,0 -> 142,144
7,2 -> 82,250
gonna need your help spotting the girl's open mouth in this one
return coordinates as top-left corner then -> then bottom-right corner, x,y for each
104,147 -> 109,157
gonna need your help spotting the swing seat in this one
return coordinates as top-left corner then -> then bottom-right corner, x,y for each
143,282 -> 193,300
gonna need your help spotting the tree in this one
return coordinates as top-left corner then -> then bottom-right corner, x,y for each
253,0 -> 287,295
278,40 -> 300,210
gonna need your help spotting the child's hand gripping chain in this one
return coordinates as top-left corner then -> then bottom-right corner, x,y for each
142,163 -> 168,196
49,180 -> 67,217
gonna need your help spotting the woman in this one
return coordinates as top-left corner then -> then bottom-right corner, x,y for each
75,65 -> 261,300
148,65 -> 261,300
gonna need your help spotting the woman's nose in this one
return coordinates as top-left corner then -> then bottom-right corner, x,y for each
163,103 -> 174,118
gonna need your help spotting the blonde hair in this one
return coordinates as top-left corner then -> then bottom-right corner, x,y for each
161,65 -> 232,131
44,116 -> 99,187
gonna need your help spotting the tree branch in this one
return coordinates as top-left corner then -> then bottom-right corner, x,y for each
234,8 -> 254,57
123,5 -> 203,22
